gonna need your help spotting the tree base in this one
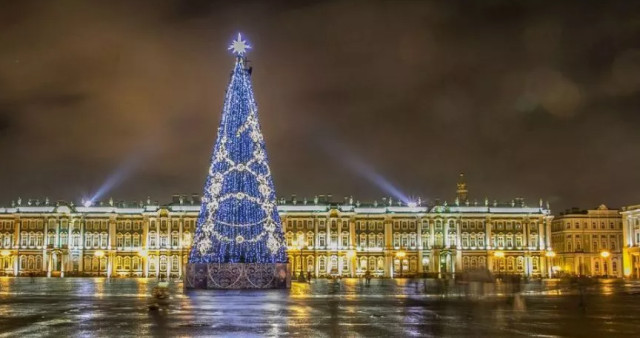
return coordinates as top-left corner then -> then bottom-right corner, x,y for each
184,263 -> 291,289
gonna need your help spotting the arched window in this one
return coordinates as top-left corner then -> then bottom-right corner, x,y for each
92,257 -> 99,271
507,257 -> 515,271
330,233 -> 338,249
171,232 -> 179,247
409,233 -> 417,248
116,234 -> 123,248
100,257 -> 107,271
148,231 -> 157,248
515,234 -> 523,248
401,233 -> 409,248
368,233 -> 376,248
506,234 -> 513,248
285,232 -> 293,247
116,256 -> 122,270
341,232 -> 349,249
148,255 -> 156,272
133,257 -> 140,270
393,233 -> 400,247
377,257 -> 385,271
477,233 -> 485,248
133,233 -> 140,248
360,257 -> 367,271
612,260 -> 618,273
124,256 -> 131,270
318,256 -> 326,273
435,233 -> 443,247
306,256 -> 314,272
100,233 -> 108,248
124,233 -> 132,248
92,232 -> 99,248
329,256 -> 338,273
318,232 -> 326,248
421,234 -> 430,249
47,232 -> 55,247
172,256 -> 179,272
306,231 -> 314,247
377,233 -> 384,248
517,256 -> 524,271
461,233 -> 469,248
410,257 -> 417,272
359,233 -> 367,247
36,255 -> 42,270
368,257 -> 376,271
3,233 -> 11,248
28,256 -> 35,270
463,256 -> 469,269
29,232 -> 36,247
471,256 -> 477,268
159,256 -> 167,271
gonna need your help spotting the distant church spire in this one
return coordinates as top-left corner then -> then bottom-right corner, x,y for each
456,173 -> 468,203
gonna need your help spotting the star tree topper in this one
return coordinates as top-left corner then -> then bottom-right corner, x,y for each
228,33 -> 251,56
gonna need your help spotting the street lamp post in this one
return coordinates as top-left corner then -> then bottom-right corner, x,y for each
297,234 -> 306,282
396,251 -> 406,278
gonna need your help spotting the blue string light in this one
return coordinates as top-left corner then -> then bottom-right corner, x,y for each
189,35 -> 287,264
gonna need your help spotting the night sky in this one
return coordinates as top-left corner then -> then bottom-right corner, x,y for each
1,1 -> 639,212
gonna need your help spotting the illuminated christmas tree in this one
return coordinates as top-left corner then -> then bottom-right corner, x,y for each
189,34 -> 287,265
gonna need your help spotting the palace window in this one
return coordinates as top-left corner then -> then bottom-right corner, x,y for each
330,233 -> 338,249
149,232 -> 157,248
47,232 -> 55,247
477,234 -> 485,248
401,233 -> 409,248
124,233 -> 132,248
461,233 -> 469,248
470,233 -> 476,248
318,256 -> 326,272
421,234 -> 430,249
377,233 -> 384,248
506,234 -> 513,248
515,234 -> 523,248
160,234 -> 168,248
124,257 -> 131,270
341,232 -> 349,249
318,232 -> 326,248
285,232 -> 293,247
393,233 -> 400,247
133,233 -> 140,248
159,256 -> 167,271
368,233 -> 376,248
116,234 -> 123,248
409,233 -> 417,248
172,256 -> 179,272
532,257 -> 539,271
171,232 -> 179,247
133,257 -> 140,270
307,232 -> 314,247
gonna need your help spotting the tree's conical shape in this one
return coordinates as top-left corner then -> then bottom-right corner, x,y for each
189,43 -> 286,264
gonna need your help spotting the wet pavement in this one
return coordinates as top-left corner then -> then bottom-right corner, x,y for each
1,277 -> 640,337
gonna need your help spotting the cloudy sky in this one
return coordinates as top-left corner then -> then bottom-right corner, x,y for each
0,0 -> 639,211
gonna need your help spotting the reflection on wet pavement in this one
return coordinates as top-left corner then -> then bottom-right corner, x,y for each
1,277 -> 639,337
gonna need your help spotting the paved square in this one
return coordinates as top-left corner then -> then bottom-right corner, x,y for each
1,277 -> 639,337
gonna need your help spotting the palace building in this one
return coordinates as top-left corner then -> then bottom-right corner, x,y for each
0,175 -> 554,278
621,204 -> 640,279
550,205 -> 624,277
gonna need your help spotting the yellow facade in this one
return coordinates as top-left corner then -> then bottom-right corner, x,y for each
621,204 -> 640,279
0,193 -> 553,279
550,205 -> 623,277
